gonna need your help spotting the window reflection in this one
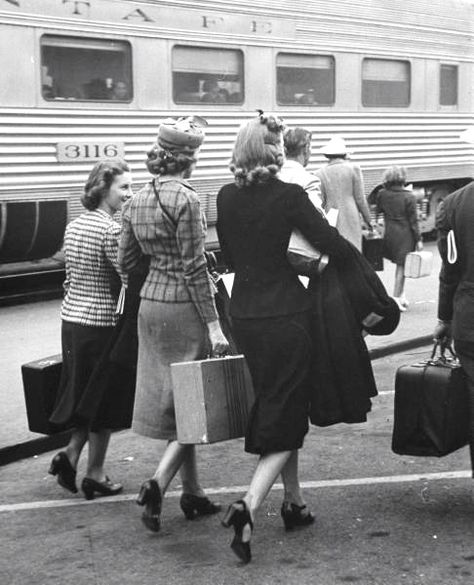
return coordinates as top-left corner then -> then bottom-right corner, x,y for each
173,46 -> 244,104
362,59 -> 410,107
440,64 -> 458,106
41,36 -> 132,102
277,53 -> 335,106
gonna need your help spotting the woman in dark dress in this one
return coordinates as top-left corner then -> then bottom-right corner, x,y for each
49,159 -> 132,500
375,165 -> 422,311
216,113 -> 347,563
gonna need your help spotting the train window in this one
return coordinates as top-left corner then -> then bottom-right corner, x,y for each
40,35 -> 132,102
440,64 -> 458,106
276,53 -> 335,105
172,46 -> 244,104
362,59 -> 410,107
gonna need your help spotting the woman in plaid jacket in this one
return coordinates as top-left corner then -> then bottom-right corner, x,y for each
49,158 -> 132,500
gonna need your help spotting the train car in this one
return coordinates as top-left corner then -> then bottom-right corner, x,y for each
1,0 -> 473,283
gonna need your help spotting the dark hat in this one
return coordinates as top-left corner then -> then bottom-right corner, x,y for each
157,116 -> 207,153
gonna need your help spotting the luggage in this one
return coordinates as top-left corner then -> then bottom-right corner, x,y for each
404,251 -> 433,278
21,354 -> 62,434
362,232 -> 384,271
171,355 -> 254,444
392,344 -> 469,457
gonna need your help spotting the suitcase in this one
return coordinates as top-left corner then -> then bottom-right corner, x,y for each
392,344 -> 469,457
404,251 -> 433,278
362,232 -> 384,271
21,354 -> 62,434
171,355 -> 254,444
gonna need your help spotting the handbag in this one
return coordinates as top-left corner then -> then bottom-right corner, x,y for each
392,343 -> 469,457
362,231 -> 384,271
404,251 -> 433,278
21,354 -> 63,434
286,208 -> 337,277
171,355 -> 254,444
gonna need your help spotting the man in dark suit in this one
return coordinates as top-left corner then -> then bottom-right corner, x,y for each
435,177 -> 474,479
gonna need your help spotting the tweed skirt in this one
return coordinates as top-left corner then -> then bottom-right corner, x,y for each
132,299 -> 209,440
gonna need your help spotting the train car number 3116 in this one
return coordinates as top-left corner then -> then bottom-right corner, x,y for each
56,142 -> 125,163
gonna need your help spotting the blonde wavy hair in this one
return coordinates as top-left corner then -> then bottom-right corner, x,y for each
230,113 -> 285,187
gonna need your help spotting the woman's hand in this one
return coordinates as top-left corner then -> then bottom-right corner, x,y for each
416,240 -> 423,251
207,320 -> 230,356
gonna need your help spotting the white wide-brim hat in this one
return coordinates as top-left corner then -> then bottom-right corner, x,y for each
460,127 -> 474,144
320,136 -> 352,156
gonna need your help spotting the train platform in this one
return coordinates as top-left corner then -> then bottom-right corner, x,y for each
0,242 -> 440,464
1,347 -> 472,585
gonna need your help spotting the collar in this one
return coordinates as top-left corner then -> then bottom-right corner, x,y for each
155,176 -> 195,191
327,159 -> 345,166
282,159 -> 304,169
93,207 -> 114,220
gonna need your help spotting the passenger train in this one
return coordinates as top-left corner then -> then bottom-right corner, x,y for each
1,0 -> 473,275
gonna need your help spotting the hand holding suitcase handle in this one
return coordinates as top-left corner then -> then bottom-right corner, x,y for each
429,340 -> 457,366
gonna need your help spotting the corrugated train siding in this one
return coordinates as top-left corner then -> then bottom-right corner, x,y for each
1,108 -> 473,227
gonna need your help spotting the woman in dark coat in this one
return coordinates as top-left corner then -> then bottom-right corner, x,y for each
217,113 -> 349,563
375,165 -> 422,311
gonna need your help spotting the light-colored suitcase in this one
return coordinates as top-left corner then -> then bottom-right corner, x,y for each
404,251 -> 433,278
171,355 -> 255,444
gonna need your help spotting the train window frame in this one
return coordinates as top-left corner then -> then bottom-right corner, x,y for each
439,63 -> 458,106
275,52 -> 336,107
171,45 -> 245,106
361,58 -> 411,108
40,34 -> 133,103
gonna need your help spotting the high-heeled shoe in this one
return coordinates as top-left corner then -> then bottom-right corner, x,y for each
81,476 -> 123,500
222,500 -> 253,564
136,479 -> 162,532
180,493 -> 222,520
48,451 -> 78,494
280,501 -> 315,531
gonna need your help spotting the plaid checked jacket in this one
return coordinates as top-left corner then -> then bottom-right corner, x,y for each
118,177 -> 217,324
61,208 -> 122,327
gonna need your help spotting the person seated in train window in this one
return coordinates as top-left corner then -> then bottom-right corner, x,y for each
42,84 -> 56,99
84,78 -> 110,100
298,89 -> 318,105
111,80 -> 130,101
218,88 -> 230,102
228,91 -> 242,103
201,80 -> 226,103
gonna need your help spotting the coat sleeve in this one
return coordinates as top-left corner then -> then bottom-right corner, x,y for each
118,200 -> 143,274
216,190 -> 235,272
352,165 -> 371,225
437,197 -> 461,322
405,193 -> 421,242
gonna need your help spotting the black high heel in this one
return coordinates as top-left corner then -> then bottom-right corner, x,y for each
280,501 -> 315,531
180,493 -> 222,520
136,479 -> 162,532
48,452 -> 78,494
221,500 -> 253,564
81,476 -> 123,500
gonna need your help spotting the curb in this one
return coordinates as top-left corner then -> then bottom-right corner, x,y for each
0,334 -> 432,467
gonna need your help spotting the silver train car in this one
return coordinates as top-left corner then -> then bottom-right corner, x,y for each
1,0 -> 473,269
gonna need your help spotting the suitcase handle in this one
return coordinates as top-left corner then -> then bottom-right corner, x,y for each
430,341 -> 457,365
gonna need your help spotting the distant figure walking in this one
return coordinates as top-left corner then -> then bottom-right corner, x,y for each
49,159 -> 132,500
374,165 -> 422,311
280,127 -> 323,211
316,136 -> 372,250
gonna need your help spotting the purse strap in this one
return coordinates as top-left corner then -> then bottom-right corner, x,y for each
151,179 -> 178,229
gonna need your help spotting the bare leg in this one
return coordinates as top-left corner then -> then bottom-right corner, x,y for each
393,264 -> 405,298
86,429 -> 112,481
152,440 -> 193,494
280,450 -> 305,506
243,450 -> 292,520
64,427 -> 88,469
179,445 -> 205,496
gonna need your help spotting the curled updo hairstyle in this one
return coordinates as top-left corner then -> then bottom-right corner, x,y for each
82,158 -> 130,210
230,112 -> 285,188
382,165 -> 407,189
284,127 -> 312,158
146,145 -> 197,176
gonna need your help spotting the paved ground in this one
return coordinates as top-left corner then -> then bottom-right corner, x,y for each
0,348 -> 473,584
0,242 -> 440,453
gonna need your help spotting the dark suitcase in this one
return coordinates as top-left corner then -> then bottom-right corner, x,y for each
392,344 -> 469,457
362,233 -> 384,272
21,354 -> 62,434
